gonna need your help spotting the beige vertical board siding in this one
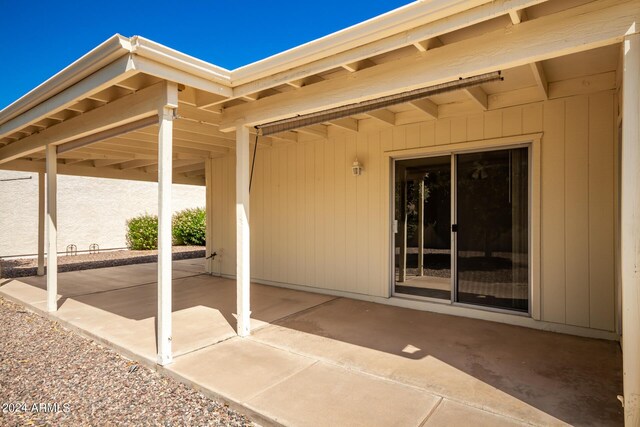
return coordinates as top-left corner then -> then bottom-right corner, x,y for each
406,123 -> 420,148
467,114 -> 484,141
324,137 -> 336,290
541,99 -> 566,323
345,134 -> 358,291
564,96 -> 590,327
334,135 -> 347,291
393,126 -> 406,151
315,140 -> 326,289
420,121 -> 436,147
262,149 -> 273,280
286,145 -> 297,284
435,118 -> 451,145
522,103 -> 543,134
484,110 -> 502,139
294,143 -> 305,284
274,145 -> 290,283
368,131 -> 383,296
450,116 -> 467,143
588,91 -> 615,330
502,106 -> 523,136
208,92 -> 617,332
356,132 -> 369,294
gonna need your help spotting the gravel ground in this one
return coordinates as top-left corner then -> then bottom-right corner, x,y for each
0,297 -> 253,426
1,246 -> 205,278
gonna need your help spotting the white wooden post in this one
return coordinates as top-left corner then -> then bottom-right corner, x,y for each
236,123 -> 251,337
157,82 -> 178,366
621,32 -> 640,427
418,179 -> 425,276
45,145 -> 57,312
37,171 -> 45,276
205,157 -> 214,274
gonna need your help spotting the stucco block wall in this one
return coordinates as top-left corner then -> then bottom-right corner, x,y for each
207,91 -> 616,332
0,171 -> 205,256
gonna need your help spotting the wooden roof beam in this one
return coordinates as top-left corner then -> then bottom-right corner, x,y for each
342,59 -> 376,72
329,118 -> 359,133
464,86 -> 488,110
286,75 -> 325,89
118,159 -> 159,170
409,99 -> 438,119
530,61 -> 549,99
508,8 -> 528,25
413,37 -> 443,52
296,124 -> 329,138
93,159 -> 129,168
266,131 -> 298,143
366,109 -> 396,126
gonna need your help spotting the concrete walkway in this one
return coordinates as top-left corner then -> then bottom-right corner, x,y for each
0,260 -> 623,426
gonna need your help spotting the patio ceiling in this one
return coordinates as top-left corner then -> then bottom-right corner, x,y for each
0,0 -> 631,185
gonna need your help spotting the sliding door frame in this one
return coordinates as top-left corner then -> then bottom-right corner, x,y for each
385,133 -> 542,319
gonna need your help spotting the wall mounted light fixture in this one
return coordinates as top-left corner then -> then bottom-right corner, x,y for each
352,158 -> 363,176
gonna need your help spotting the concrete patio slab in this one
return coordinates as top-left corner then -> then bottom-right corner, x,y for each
0,263 -> 623,426
246,362 -> 441,427
250,297 -> 622,426
0,261 -> 335,363
422,399 -> 524,427
169,338 -> 316,403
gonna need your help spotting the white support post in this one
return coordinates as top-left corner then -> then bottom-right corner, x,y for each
45,145 -> 57,312
236,123 -> 251,337
205,157 -> 214,274
37,172 -> 45,276
621,32 -> 640,427
156,82 -> 178,366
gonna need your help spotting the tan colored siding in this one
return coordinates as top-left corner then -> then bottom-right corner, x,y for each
208,92 -> 616,332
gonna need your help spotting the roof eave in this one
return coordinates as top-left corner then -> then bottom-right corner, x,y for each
0,34 -> 133,127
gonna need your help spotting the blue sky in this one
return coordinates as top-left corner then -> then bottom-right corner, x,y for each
0,0 -> 411,109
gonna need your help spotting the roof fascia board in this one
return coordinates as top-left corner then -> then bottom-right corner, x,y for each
130,36 -> 232,85
230,0 -> 495,85
231,0 -> 550,97
130,55 -> 232,98
0,54 -> 137,140
0,34 -> 131,125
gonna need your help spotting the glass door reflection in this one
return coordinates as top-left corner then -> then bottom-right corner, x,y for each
455,148 -> 529,312
394,156 -> 451,299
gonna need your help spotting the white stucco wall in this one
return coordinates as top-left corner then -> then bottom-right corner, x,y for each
0,170 -> 205,257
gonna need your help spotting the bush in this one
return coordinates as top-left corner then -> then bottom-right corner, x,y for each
172,207 -> 206,246
126,214 -> 158,250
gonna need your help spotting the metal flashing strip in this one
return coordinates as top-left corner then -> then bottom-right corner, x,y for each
257,71 -> 502,136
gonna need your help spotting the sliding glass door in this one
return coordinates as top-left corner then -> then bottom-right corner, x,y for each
393,146 -> 530,314
394,156 -> 451,300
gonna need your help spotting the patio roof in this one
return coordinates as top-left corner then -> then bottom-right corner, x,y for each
0,0 -> 633,184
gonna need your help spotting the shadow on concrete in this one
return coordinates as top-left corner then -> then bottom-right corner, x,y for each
1,261 -> 623,426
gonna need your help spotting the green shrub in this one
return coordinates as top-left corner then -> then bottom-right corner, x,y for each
172,207 -> 206,246
126,214 -> 158,250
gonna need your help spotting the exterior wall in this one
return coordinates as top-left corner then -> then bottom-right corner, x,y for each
0,171 -> 205,256
208,91 -> 616,332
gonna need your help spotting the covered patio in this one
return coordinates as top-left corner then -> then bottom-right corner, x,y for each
0,261 -> 622,426
1,0 -> 639,424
